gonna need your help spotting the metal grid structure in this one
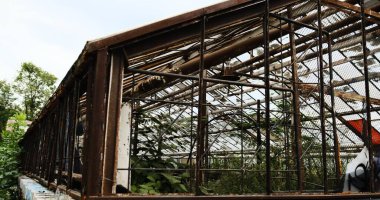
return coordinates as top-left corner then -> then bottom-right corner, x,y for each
19,0 -> 380,199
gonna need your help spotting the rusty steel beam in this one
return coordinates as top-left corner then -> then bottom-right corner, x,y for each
84,49 -> 109,197
127,1 -> 318,96
288,6 -> 304,192
102,50 -> 124,194
360,0 -> 375,192
299,84 -> 380,105
327,34 -> 342,188
195,16 -> 207,195
263,0 -> 271,195
333,72 -> 380,87
322,0 -> 380,20
88,0 -> 300,56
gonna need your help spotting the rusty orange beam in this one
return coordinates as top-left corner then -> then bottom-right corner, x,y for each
322,0 -> 380,20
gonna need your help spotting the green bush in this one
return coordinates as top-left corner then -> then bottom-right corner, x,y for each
0,113 -> 26,199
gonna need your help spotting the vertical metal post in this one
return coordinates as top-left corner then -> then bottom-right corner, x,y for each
57,96 -> 68,186
189,80 -> 195,192
195,15 -> 207,195
288,6 -> 303,192
327,34 -> 342,188
240,86 -> 244,194
84,49 -> 109,196
102,50 -> 124,194
317,0 -> 328,193
257,101 -> 261,149
263,0 -> 271,195
68,83 -> 79,189
47,108 -> 59,184
360,0 -> 374,192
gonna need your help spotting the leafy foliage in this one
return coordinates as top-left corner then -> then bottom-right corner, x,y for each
14,62 -> 57,120
0,113 -> 26,199
0,80 -> 17,133
131,112 -> 190,194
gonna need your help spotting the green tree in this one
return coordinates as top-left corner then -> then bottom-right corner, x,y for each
0,113 -> 26,199
14,62 -> 57,120
0,80 -> 17,133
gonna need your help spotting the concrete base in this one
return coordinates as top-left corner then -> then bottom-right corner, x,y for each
19,176 -> 74,200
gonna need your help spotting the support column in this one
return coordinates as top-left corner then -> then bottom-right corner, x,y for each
84,49 -> 108,196
288,6 -> 304,192
195,15 -> 207,195
317,0 -> 328,193
327,34 -> 342,188
360,0 -> 374,192
264,0 -> 271,195
102,50 -> 125,194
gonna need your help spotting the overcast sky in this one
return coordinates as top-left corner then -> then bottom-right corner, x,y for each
0,0 -> 223,84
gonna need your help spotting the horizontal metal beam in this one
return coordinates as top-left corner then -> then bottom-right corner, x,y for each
322,0 -> 380,20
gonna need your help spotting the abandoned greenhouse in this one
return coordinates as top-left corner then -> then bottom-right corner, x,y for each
19,0 -> 380,199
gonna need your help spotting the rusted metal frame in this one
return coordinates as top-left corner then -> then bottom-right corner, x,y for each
32,125 -> 40,175
299,84 -> 380,105
251,28 -> 380,80
81,63 -> 94,196
327,33 -> 341,188
302,44 -> 380,78
102,49 -> 124,194
188,79 -> 195,191
43,117 -> 53,178
304,106 -> 380,121
264,0 -> 271,195
68,80 -> 80,190
360,0 -> 375,192
43,116 -> 54,179
124,97 -> 193,107
332,72 -> 380,88
35,124 -> 44,176
122,22 -> 259,90
127,18 -> 256,66
57,93 -> 69,186
37,118 -> 48,178
132,11 -> 357,107
287,6 -> 304,193
320,36 -> 380,151
302,41 -> 376,127
125,18 -> 257,75
256,100 -> 262,165
84,49 -> 109,196
32,131 -> 40,174
125,67 -> 292,94
37,119 -> 46,177
42,113 -> 55,180
269,12 -> 329,35
47,106 -> 60,184
329,26 -> 380,123
243,14 -> 355,72
235,19 -> 371,79
99,0 -> 300,57
239,86 -> 244,194
317,0 -> 328,193
127,5 -> 328,97
28,130 -> 36,174
322,0 -> 380,21
148,20 -> 353,107
195,15 -> 207,196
